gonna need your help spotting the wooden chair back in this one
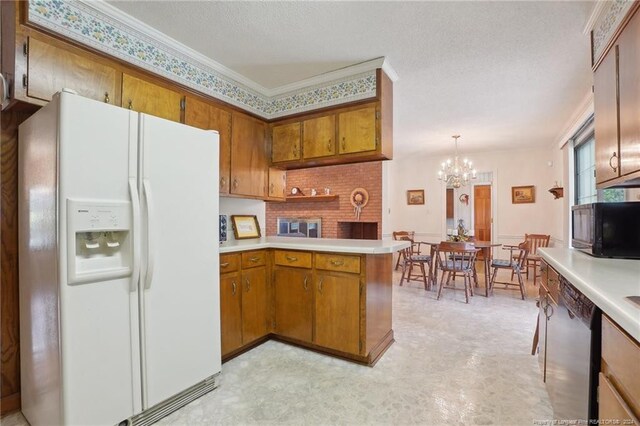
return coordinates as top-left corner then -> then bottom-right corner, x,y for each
525,234 -> 550,255
393,231 -> 415,241
398,236 -> 417,256
436,242 -> 478,272
513,241 -> 530,270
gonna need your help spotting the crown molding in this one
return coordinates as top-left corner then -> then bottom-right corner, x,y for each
28,0 -> 396,119
555,91 -> 594,149
583,1 -> 610,35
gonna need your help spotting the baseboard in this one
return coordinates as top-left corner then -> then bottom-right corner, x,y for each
0,392 -> 21,416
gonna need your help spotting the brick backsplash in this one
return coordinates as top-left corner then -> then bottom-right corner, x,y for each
266,162 -> 383,239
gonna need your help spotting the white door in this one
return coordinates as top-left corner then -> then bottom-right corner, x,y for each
138,114 -> 221,409
57,92 -> 142,424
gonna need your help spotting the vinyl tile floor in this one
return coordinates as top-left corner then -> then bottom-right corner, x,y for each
4,269 -> 552,425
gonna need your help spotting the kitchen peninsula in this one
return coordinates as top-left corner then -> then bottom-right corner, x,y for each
218,237 -> 410,366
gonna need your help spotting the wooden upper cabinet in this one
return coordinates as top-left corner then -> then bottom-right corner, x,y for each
274,268 -> 312,343
338,105 -> 377,155
121,74 -> 182,122
184,96 -> 232,194
303,115 -> 336,159
268,168 -> 286,200
27,37 -> 117,104
314,273 -> 360,355
272,122 -> 301,163
231,112 -> 268,197
617,11 -> 640,177
594,48 -> 620,185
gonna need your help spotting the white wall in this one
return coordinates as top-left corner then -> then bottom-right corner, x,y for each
219,197 -> 266,241
386,144 -> 566,255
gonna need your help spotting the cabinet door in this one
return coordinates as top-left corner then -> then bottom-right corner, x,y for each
231,112 -> 268,197
272,122 -> 301,163
122,74 -> 182,122
185,96 -> 232,194
315,273 -> 360,354
220,273 -> 242,356
594,49 -> 620,184
618,12 -> 640,177
337,105 -> 377,155
241,267 -> 269,344
598,373 -> 639,425
274,268 -> 312,342
27,37 -> 117,104
303,115 -> 336,159
268,168 -> 286,199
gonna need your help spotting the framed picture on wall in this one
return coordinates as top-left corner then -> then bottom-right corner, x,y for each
512,185 -> 535,204
407,189 -> 425,205
231,215 -> 261,239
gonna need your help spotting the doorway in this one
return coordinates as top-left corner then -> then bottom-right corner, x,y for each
474,185 -> 491,241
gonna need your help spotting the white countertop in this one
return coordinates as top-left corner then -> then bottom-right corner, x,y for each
219,236 -> 411,255
539,247 -> 640,342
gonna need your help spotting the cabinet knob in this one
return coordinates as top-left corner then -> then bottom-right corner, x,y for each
245,278 -> 251,292
327,139 -> 332,152
303,275 -> 309,291
318,278 -> 324,294
128,99 -> 133,110
233,179 -> 239,188
293,145 -> 298,157
231,281 -> 237,296
220,176 -> 226,188
270,183 -> 274,194
609,152 -> 619,173
341,137 -> 346,151
104,92 -> 110,104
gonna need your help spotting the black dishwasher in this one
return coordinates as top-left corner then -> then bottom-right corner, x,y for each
545,276 -> 601,422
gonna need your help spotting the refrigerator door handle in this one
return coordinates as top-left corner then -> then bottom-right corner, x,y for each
143,179 -> 155,290
129,179 -> 142,293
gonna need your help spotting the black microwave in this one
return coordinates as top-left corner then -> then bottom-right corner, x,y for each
572,202 -> 640,258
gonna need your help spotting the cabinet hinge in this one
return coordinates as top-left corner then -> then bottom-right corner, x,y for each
22,74 -> 28,89
375,111 -> 381,120
23,42 -> 28,56
180,99 -> 185,111
375,136 -> 379,147
360,282 -> 364,295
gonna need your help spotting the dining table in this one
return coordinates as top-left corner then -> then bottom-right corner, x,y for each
417,240 -> 502,297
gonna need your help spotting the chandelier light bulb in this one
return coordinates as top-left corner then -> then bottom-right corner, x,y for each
463,158 -> 468,164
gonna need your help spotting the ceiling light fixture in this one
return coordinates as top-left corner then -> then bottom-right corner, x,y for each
437,135 -> 477,188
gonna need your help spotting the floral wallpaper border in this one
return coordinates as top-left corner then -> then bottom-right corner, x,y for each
27,0 -> 378,119
592,0 -> 634,64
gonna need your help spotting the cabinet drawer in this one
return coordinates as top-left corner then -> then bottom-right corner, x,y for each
241,250 -> 267,269
315,253 -> 361,274
602,315 -> 640,416
543,263 -> 560,303
599,372 -> 640,425
220,254 -> 240,273
274,250 -> 312,268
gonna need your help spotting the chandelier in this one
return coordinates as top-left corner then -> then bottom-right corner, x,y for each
437,135 -> 477,188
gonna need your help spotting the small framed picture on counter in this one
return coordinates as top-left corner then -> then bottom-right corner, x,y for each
231,215 -> 261,239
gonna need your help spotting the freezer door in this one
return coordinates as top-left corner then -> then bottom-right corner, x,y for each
55,92 -> 142,424
139,114 -> 221,409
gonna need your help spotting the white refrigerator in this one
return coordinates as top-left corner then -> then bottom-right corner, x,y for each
18,90 -> 221,426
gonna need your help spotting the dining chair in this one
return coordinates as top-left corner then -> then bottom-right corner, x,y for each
398,236 -> 432,290
393,231 -> 417,271
490,241 -> 530,300
512,234 -> 550,285
435,242 -> 479,303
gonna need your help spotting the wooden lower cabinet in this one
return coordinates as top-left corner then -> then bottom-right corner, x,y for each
220,272 -> 242,356
600,315 -> 640,424
315,272 -> 361,355
274,268 -> 312,342
220,250 -> 393,365
241,266 -> 269,344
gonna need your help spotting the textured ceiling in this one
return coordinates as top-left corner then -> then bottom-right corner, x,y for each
107,1 -> 594,157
